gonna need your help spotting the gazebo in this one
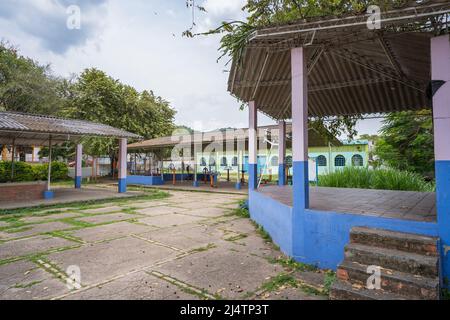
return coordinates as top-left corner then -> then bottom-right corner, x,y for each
227,1 -> 450,297
127,124 -> 341,188
0,112 -> 141,199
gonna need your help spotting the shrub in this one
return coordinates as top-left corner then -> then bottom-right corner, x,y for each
318,167 -> 435,192
0,161 -> 69,182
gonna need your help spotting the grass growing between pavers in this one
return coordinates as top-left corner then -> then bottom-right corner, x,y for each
0,189 -> 170,218
149,270 -> 218,300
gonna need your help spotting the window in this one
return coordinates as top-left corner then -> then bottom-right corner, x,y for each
221,157 -> 228,166
200,157 -> 206,167
209,157 -> 216,166
317,155 -> 327,167
335,155 -> 346,167
271,156 -> 279,166
232,156 -> 238,166
352,154 -> 364,167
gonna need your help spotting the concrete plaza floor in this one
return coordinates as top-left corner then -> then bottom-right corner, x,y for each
0,189 -> 328,300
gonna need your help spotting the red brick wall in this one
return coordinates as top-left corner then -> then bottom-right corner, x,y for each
0,183 -> 46,202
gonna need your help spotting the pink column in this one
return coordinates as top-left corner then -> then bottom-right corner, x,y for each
291,47 -> 309,209
431,34 -> 450,285
291,47 -> 309,260
75,144 -> 82,189
118,138 -> 127,193
248,101 -> 258,190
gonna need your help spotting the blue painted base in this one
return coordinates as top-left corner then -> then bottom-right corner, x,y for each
74,176 -> 82,189
193,181 -> 200,187
118,178 -> 127,193
436,160 -> 450,287
248,163 -> 258,190
249,189 -> 438,272
43,190 -> 54,200
292,161 -> 309,209
127,175 -> 164,186
235,182 -> 241,190
278,164 -> 286,186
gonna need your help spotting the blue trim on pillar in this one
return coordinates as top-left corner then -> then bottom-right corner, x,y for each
235,182 -> 241,190
436,160 -> 450,286
278,164 -> 286,186
43,190 -> 54,200
118,178 -> 127,193
292,161 -> 309,260
293,161 -> 309,209
248,163 -> 258,190
193,180 -> 200,187
75,176 -> 82,189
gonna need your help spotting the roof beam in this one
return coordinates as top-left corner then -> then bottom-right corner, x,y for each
330,48 -> 425,93
378,34 -> 404,76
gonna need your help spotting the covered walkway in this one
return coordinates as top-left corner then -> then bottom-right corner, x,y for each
0,112 -> 141,200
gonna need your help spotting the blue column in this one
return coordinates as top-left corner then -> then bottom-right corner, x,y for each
248,101 -> 258,190
278,120 -> 286,186
431,34 -> 450,286
75,144 -> 82,189
291,47 -> 309,260
118,138 -> 127,193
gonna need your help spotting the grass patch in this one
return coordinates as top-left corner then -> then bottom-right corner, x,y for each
323,270 -> 336,295
318,167 -> 435,192
261,273 -> 298,292
59,218 -> 94,229
4,226 -> 32,234
189,243 -> 216,253
12,280 -> 43,289
46,231 -> 84,244
269,256 -> 318,272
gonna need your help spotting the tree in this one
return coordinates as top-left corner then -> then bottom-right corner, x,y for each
63,68 -> 177,173
375,110 -> 434,177
0,41 -> 64,114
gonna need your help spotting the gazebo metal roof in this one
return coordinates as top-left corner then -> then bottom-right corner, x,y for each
228,1 -> 450,120
0,112 -> 141,146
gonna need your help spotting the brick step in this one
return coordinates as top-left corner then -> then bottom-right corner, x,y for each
330,280 -> 410,300
345,243 -> 439,278
350,227 -> 438,256
336,260 -> 439,300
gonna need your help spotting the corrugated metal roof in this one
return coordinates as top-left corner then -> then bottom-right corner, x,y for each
0,112 -> 141,146
228,1 -> 450,119
128,124 -> 341,151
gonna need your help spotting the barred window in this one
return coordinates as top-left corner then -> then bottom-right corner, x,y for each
335,155 -> 346,167
317,155 -> 327,167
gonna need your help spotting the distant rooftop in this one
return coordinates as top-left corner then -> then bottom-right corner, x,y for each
342,139 -> 369,145
128,123 -> 342,150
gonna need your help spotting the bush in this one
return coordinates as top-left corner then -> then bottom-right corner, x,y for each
318,167 -> 435,192
0,161 -> 69,183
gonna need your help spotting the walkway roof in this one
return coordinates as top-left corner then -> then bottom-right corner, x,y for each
0,112 -> 141,146
127,124 -> 342,151
228,1 -> 450,120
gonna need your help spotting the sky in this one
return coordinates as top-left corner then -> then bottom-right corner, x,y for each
0,0 -> 381,137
